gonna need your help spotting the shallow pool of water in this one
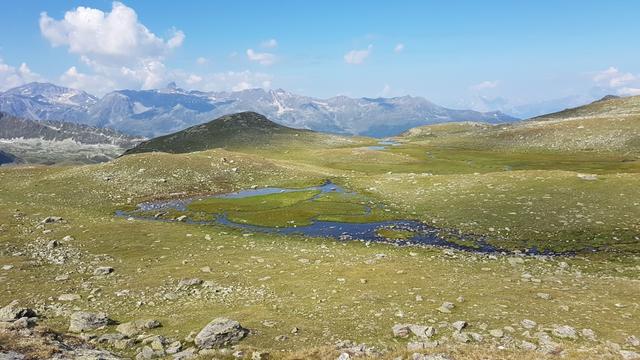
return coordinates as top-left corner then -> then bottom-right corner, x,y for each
116,181 -> 561,255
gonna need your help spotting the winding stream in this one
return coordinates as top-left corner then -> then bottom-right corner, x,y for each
116,181 -> 558,254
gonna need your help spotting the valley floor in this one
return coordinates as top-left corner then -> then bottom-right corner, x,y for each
0,134 -> 639,359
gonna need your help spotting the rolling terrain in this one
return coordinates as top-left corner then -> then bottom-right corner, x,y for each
0,107 -> 638,359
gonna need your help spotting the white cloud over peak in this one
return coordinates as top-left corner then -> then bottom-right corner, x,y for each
470,80 -> 500,91
344,45 -> 372,65
39,1 -> 186,95
0,58 -> 43,91
593,67 -> 637,88
593,67 -> 640,96
260,38 -> 278,49
246,49 -> 277,66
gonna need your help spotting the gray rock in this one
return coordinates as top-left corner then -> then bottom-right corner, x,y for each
489,329 -> 504,338
620,350 -> 640,360
93,266 -> 114,276
337,353 -> 351,360
0,301 -> 36,322
552,325 -> 577,339
519,340 -> 537,351
172,347 -> 197,360
627,335 -> 640,347
116,319 -> 161,337
41,216 -> 63,224
536,292 -> 551,300
452,331 -> 470,343
581,328 -> 597,341
58,294 -> 81,302
0,351 -> 26,360
194,318 -> 249,349
178,278 -> 202,288
407,340 -> 439,351
252,352 -> 269,360
520,319 -> 537,329
451,321 -> 467,332
69,311 -> 112,332
391,324 -> 411,338
437,302 -> 455,313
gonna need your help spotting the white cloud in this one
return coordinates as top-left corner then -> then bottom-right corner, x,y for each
0,58 -> 43,91
344,45 -> 372,65
394,43 -> 405,53
471,80 -> 500,91
380,84 -> 391,97
39,2 -> 183,62
195,57 -> 208,65
593,67 -> 637,88
260,38 -> 278,49
618,87 -> 640,96
246,49 -> 276,66
39,2 -> 185,95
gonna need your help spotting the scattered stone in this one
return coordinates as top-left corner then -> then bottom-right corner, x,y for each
57,294 -> 81,301
507,257 -> 524,266
581,328 -> 597,341
55,274 -> 69,281
47,240 -> 59,249
0,301 -> 36,322
519,340 -> 538,351
392,324 -> 411,338
200,266 -> 211,273
176,215 -> 188,222
1,265 -> 13,271
407,341 -> 439,351
536,292 -> 551,300
451,320 -> 467,332
178,278 -> 203,288
577,173 -> 598,181
93,266 -> 114,276
116,319 -> 161,337
252,351 -> 269,360
41,216 -> 63,224
69,311 -> 112,332
452,331 -> 470,343
489,329 -> 504,338
620,350 -> 640,360
437,302 -> 455,313
172,347 -> 197,360
520,319 -> 537,329
627,335 -> 640,347
552,325 -> 577,339
194,318 -> 249,349
337,353 -> 351,360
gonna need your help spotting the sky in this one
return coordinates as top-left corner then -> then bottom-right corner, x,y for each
0,0 -> 639,112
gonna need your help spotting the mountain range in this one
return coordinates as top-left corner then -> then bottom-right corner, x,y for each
0,82 -> 517,138
0,112 -> 143,164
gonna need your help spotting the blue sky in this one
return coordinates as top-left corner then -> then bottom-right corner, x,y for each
1,0 -> 639,112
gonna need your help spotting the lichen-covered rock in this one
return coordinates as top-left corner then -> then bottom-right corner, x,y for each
194,318 -> 248,349
0,301 -> 36,322
69,311 -> 112,332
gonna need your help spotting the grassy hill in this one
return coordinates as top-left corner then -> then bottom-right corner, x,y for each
399,95 -> 640,155
124,111 -> 359,155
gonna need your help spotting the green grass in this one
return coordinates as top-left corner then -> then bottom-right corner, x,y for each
1,109 -> 640,358
376,228 -> 415,240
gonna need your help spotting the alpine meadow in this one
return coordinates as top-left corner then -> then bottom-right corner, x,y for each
0,2 -> 639,360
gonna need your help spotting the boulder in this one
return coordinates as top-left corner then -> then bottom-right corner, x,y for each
194,318 -> 249,349
552,325 -> 577,339
93,266 -> 114,276
0,301 -> 36,322
69,311 -> 112,332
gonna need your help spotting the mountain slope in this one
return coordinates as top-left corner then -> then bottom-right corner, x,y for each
124,111 -> 354,155
0,82 -> 517,138
0,82 -> 97,123
400,95 -> 640,154
0,112 -> 144,164
0,149 -> 21,165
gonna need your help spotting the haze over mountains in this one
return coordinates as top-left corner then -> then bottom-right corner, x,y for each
0,82 -> 517,138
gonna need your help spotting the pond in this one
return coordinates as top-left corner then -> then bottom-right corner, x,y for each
367,139 -> 401,151
116,181 -> 557,255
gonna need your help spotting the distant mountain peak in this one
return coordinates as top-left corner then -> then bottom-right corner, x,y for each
592,95 -> 620,103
